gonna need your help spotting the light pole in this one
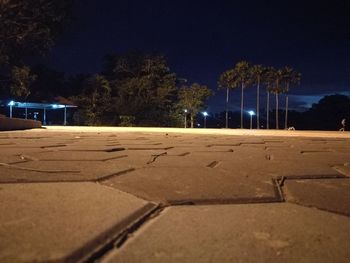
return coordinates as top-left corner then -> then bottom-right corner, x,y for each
202,111 -> 208,128
8,101 -> 15,118
248,111 -> 255,129
184,109 -> 188,128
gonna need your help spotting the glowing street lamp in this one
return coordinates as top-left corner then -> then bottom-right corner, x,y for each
202,111 -> 208,128
184,109 -> 188,128
8,101 -> 15,118
248,110 -> 255,129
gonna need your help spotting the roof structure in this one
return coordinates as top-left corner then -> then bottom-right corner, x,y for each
3,100 -> 77,125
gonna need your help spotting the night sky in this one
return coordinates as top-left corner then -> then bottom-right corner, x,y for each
41,0 -> 350,112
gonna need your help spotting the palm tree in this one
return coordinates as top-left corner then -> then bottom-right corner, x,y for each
218,69 -> 236,128
234,61 -> 251,128
282,67 -> 301,129
251,65 -> 265,129
272,69 -> 284,129
263,67 -> 275,129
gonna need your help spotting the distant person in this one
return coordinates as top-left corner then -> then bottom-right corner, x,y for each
339,118 -> 346,131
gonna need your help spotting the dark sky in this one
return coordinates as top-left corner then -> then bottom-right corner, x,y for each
42,0 -> 350,112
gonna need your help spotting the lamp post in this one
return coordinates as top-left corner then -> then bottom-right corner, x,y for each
202,111 -> 208,128
184,109 -> 188,128
248,111 -> 255,129
8,101 -> 15,118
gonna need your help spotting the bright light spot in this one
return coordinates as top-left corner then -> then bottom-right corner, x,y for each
197,124 -> 201,127
184,109 -> 188,113
8,101 -> 15,106
202,111 -> 208,116
52,104 -> 59,108
248,110 -> 255,116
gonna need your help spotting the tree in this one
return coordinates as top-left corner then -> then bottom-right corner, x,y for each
71,74 -> 111,125
0,0 -> 73,99
251,64 -> 265,129
269,68 -> 285,129
282,66 -> 301,129
307,94 -> 350,130
0,0 -> 73,66
218,60 -> 251,128
178,83 -> 212,128
263,67 -> 276,129
10,65 -> 36,100
103,52 -> 178,126
218,69 -> 236,128
234,61 -> 252,128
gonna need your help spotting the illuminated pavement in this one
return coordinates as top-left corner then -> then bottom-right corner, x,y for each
1,127 -> 350,262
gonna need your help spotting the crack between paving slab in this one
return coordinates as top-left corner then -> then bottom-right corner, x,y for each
146,152 -> 167,164
128,147 -> 173,150
206,161 -> 220,168
96,168 -> 136,182
276,174 -> 347,181
67,203 -> 162,263
0,162 -> 80,173
0,168 -> 137,184
167,197 -> 282,206
40,144 -> 67,149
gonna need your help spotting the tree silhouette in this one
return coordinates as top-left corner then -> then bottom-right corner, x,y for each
71,74 -> 111,125
218,69 -> 236,128
282,67 -> 301,129
263,67 -> 276,129
10,65 -> 36,100
269,68 -> 285,129
178,83 -> 212,128
251,64 -> 265,129
234,61 -> 252,128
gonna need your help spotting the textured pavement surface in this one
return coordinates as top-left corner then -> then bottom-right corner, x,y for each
0,127 -> 350,262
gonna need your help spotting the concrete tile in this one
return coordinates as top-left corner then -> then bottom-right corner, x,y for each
284,179 -> 350,216
101,167 -> 278,204
0,160 -> 134,183
102,203 -> 350,263
23,151 -> 128,161
0,182 -> 156,263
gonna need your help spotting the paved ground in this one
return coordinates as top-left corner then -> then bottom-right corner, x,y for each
1,127 -> 350,262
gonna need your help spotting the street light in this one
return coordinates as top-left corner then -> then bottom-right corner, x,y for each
8,101 -> 15,118
202,111 -> 208,128
248,111 -> 255,129
184,109 -> 188,128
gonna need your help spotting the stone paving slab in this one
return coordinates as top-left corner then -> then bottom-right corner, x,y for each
0,160 -> 133,183
101,167 -> 279,204
0,182 -> 156,263
102,203 -> 350,263
284,179 -> 350,216
18,151 -> 129,161
1,127 -> 350,262
333,164 -> 350,177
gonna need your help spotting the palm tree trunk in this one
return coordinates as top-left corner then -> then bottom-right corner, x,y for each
190,114 -> 194,128
256,79 -> 260,129
285,94 -> 289,129
225,87 -> 229,128
240,82 -> 244,128
266,91 -> 270,129
275,92 -> 279,129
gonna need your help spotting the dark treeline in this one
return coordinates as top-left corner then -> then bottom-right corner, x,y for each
200,94 -> 350,131
219,61 -> 302,130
